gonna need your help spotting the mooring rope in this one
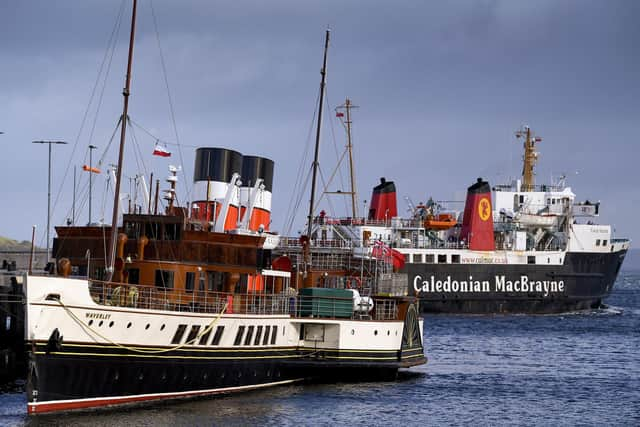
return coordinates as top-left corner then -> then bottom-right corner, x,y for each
55,298 -> 227,354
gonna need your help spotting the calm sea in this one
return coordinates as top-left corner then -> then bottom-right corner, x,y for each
1,271 -> 639,426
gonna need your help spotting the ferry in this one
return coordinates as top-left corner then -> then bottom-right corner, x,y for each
311,126 -> 629,314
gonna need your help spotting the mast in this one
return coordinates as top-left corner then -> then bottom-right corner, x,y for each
344,98 -> 357,218
306,29 -> 330,240
516,125 -> 541,192
108,0 -> 138,276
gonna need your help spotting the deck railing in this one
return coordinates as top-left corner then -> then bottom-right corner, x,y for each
87,280 -> 399,321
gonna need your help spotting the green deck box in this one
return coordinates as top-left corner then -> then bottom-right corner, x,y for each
298,288 -> 353,318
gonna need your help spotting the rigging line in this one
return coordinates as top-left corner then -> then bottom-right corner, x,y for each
282,89 -> 321,233
284,167 -> 313,236
149,0 -> 190,202
316,168 -> 336,217
127,118 -> 150,183
49,1 -> 127,225
128,118 -> 173,146
86,3 -> 126,155
323,90 -> 348,215
97,117 -> 125,170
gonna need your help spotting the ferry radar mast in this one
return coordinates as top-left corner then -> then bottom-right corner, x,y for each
515,125 -> 542,192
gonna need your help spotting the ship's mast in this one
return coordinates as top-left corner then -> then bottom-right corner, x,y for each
515,125 -> 542,192
306,29 -> 330,240
108,0 -> 138,276
344,98 -> 358,218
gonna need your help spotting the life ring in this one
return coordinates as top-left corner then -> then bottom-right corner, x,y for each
127,287 -> 139,307
110,286 -> 122,306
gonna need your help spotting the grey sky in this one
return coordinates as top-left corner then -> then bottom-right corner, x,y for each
1,0 -> 638,247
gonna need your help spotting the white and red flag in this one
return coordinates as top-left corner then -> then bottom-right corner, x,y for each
153,143 -> 171,157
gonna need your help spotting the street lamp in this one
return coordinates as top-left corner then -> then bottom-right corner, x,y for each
32,140 -> 68,262
88,144 -> 97,225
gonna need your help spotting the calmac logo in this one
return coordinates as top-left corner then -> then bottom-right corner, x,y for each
478,197 -> 491,221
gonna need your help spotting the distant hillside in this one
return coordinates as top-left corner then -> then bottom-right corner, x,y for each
622,248 -> 640,271
0,236 -> 38,251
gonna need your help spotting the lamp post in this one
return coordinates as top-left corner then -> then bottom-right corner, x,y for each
88,144 -> 97,225
32,140 -> 68,262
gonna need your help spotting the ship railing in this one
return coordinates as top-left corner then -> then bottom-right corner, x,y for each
86,280 -> 401,320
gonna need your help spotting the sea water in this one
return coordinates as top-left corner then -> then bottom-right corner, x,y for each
1,271 -> 639,426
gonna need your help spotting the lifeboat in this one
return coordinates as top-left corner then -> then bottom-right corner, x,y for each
424,213 -> 457,230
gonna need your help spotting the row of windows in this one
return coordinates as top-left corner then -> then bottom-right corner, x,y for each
410,253 -> 460,264
595,239 -> 608,247
234,325 -> 278,346
170,323 -> 279,347
153,270 -> 227,292
171,324 -> 225,346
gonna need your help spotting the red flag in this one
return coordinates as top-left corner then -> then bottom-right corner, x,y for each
153,143 -> 171,157
336,112 -> 344,118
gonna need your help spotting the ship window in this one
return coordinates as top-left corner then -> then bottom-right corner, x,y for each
185,272 -> 195,293
519,195 -> 524,204
124,221 -> 141,238
437,254 -> 447,264
552,199 -> 556,205
595,239 -> 601,246
212,326 -> 225,345
186,325 -> 201,343
163,223 -> 180,241
198,328 -> 212,345
145,222 -> 160,239
155,270 -> 174,289
198,272 -> 206,292
411,254 -> 422,263
234,326 -> 246,346
271,326 -> 278,345
171,324 -> 187,344
254,325 -> 263,345
207,271 -> 225,292
425,254 -> 435,264
127,268 -> 140,285
547,198 -> 551,205
263,325 -> 271,345
451,254 -> 460,264
244,326 -> 255,345
602,240 -> 607,246
527,256 -> 536,265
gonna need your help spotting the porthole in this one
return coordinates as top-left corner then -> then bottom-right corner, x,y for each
238,371 -> 242,378
395,331 -> 398,336
138,372 -> 144,380
374,330 -> 378,336
203,373 -> 208,380
145,324 -> 150,330
387,330 -> 390,336
88,320 -> 94,326
253,370 -> 257,377
127,322 -> 132,329
114,371 -> 120,381
109,321 -> 114,328
160,324 -> 165,331
221,372 -> 226,379
351,329 -> 355,335
99,320 -> 103,327
266,370 -> 271,377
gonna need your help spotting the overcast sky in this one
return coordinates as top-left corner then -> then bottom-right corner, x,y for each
1,0 -> 638,248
